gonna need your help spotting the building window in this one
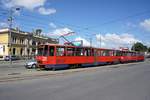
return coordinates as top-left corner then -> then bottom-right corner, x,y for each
29,40 -> 32,45
13,48 -> 16,55
12,37 -> 17,43
20,39 -> 24,44
38,42 -> 41,45
32,48 -> 36,56
20,48 -> 23,56
3,45 -> 5,52
27,48 -> 30,56
32,41 -> 36,45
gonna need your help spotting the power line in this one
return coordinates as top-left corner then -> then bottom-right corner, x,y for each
87,10 -> 150,30
1,8 -> 150,32
1,8 -> 150,37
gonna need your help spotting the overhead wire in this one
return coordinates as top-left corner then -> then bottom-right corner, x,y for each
1,7 -> 150,33
0,8 -> 150,39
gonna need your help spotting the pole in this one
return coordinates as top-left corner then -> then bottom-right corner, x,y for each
90,37 -> 92,47
133,42 -> 135,51
99,34 -> 101,48
8,7 -> 20,65
8,9 -> 13,65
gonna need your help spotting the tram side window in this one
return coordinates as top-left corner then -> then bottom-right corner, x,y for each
84,49 -> 91,56
38,47 -> 43,56
66,47 -> 75,56
131,52 -> 136,56
122,52 -> 127,56
116,51 -> 122,56
134,52 -> 136,56
76,48 -> 84,56
56,47 -> 65,56
127,52 -> 131,56
94,49 -> 97,56
43,45 -> 48,56
49,46 -> 54,56
135,52 -> 138,56
137,52 -> 143,56
109,50 -> 114,56
101,50 -> 109,56
91,49 -> 94,56
139,52 -> 144,56
97,50 -> 101,56
100,50 -> 104,56
113,51 -> 117,56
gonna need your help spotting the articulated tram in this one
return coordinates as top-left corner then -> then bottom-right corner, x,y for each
36,44 -> 144,70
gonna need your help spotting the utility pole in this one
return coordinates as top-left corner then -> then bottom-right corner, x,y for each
8,7 -> 20,65
90,37 -> 92,47
99,33 -> 101,48
133,42 -> 135,51
8,9 -> 13,65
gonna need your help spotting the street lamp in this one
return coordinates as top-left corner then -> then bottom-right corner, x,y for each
8,7 -> 20,64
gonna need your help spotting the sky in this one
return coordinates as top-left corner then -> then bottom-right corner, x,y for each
0,0 -> 150,49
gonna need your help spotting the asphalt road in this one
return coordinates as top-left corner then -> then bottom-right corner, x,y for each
0,61 -> 150,100
0,60 -> 27,77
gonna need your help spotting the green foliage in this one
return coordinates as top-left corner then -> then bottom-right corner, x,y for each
148,47 -> 150,52
131,42 -> 147,52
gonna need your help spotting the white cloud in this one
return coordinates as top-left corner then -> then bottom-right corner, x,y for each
1,0 -> 56,15
145,42 -> 150,47
38,7 -> 56,15
96,33 -> 140,49
140,18 -> 150,32
49,22 -> 57,28
2,0 -> 46,10
50,28 -> 74,36
126,22 -> 136,28
0,22 -> 8,28
75,37 -> 90,46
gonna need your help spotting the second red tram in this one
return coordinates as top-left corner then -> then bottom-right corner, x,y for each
36,44 -> 144,70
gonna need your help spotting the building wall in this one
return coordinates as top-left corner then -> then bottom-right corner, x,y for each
0,33 -> 8,43
0,33 -> 9,56
4,44 -> 9,56
0,29 -> 58,58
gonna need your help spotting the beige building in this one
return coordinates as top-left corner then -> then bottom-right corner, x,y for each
0,28 -> 58,60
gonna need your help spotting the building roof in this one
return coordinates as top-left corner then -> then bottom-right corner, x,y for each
0,28 -> 9,33
0,28 -> 58,43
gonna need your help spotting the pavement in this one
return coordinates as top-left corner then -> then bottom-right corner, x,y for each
0,59 -> 150,100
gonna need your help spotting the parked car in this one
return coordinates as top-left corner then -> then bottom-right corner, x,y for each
4,55 -> 20,61
25,59 -> 37,69
146,55 -> 150,58
0,56 -> 4,61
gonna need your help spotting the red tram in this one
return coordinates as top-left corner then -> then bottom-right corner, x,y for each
36,44 -> 144,70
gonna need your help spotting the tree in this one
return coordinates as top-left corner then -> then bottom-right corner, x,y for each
148,47 -> 150,53
131,42 -> 147,52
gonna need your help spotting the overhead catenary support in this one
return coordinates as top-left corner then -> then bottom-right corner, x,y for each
8,7 -> 21,65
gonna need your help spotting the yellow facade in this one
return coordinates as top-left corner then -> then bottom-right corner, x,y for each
0,32 -> 9,57
0,28 -> 58,59
10,46 -> 24,56
0,33 -> 8,43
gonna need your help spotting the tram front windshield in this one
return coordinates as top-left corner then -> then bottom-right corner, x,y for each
38,45 -> 54,56
38,47 -> 44,56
